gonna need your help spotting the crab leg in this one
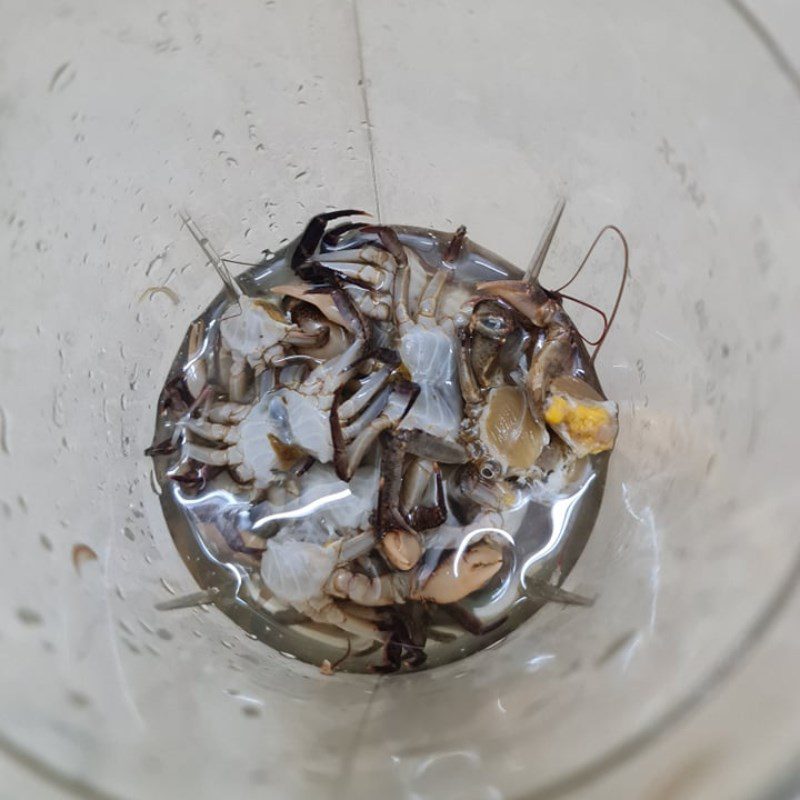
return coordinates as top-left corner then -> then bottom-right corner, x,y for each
338,366 -> 393,421
400,457 -> 436,513
346,285 -> 394,322
271,284 -> 351,330
338,382 -> 419,480
184,320 -> 207,398
182,418 -> 236,443
443,225 -> 467,264
327,541 -> 504,607
457,325 -> 482,405
341,386 -> 391,442
183,442 -> 240,468
404,462 -> 447,532
315,246 -> 396,290
526,326 -> 574,410
375,431 -> 425,570
416,268 -> 448,321
207,401 -> 251,424
227,354 -> 249,403
412,542 -> 503,604
327,569 -> 409,607
296,596 -> 389,641
405,430 -> 468,464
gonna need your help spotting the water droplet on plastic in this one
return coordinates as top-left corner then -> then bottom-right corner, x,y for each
68,690 -> 90,708
0,406 -> 9,454
212,129 -> 224,143
225,156 -> 238,168
17,608 -> 43,626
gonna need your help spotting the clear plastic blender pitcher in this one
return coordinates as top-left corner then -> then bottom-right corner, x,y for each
1,1 -> 799,798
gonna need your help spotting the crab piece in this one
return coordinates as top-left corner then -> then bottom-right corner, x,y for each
290,209 -> 367,276
326,540 -> 504,607
181,286 -> 370,492
472,385 -> 548,480
219,294 -> 323,401
381,530 -> 423,572
455,297 -> 518,393
543,376 -> 618,457
399,456 -> 447,531
372,430 -> 446,571
473,278 -> 618,455
475,280 -> 578,402
264,284 -> 374,468
314,245 -> 398,321
416,542 -> 503,604
354,230 -> 464,441
181,394 -> 301,490
260,515 -> 390,641
331,380 -> 419,482
245,462 -> 380,539
281,293 -> 351,362
184,319 -> 208,398
448,463 -> 521,519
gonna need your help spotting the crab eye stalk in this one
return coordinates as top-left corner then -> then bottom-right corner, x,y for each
479,459 -> 502,481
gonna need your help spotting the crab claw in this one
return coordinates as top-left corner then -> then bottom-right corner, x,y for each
361,225 -> 407,265
291,209 -> 368,270
413,543 -> 503,604
381,529 -> 422,571
476,280 -> 556,328
271,283 -> 351,330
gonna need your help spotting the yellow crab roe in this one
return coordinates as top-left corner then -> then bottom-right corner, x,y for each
544,396 -> 613,454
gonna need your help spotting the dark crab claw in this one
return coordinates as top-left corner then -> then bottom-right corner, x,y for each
360,224 -> 407,265
144,436 -> 179,457
291,209 -> 369,271
167,459 -> 224,494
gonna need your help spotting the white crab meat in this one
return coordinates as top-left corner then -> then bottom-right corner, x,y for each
220,296 -> 287,365
225,393 -> 285,485
278,390 -> 335,464
261,537 -> 338,605
259,465 -> 379,606
398,322 -> 463,439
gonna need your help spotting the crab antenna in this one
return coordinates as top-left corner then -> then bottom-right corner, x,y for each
526,197 -> 565,285
180,213 -> 242,301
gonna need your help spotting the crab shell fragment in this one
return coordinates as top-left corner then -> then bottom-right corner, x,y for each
477,385 -> 548,476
